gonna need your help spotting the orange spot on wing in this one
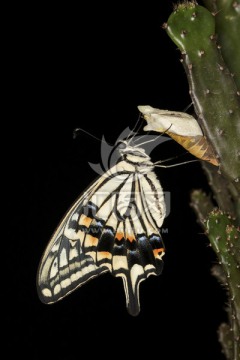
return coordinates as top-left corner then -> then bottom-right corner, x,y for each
153,248 -> 165,257
97,251 -> 112,259
126,234 -> 135,242
116,232 -> 124,241
85,234 -> 98,246
80,214 -> 92,228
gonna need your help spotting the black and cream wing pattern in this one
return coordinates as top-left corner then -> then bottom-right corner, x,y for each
37,140 -> 166,316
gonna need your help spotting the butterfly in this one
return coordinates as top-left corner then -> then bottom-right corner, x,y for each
37,134 -> 166,316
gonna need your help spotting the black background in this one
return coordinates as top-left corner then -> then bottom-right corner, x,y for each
11,1 -> 227,359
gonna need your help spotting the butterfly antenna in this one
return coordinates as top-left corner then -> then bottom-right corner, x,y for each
126,111 -> 144,144
183,102 -> 193,113
136,124 -> 173,148
73,127 -> 112,145
155,159 -> 199,168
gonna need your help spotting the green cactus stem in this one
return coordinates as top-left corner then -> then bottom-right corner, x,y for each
211,264 -> 227,285
207,210 -> 240,324
164,2 -> 240,358
190,189 -> 214,226
164,3 -> 240,185
206,210 -> 240,355
191,190 -> 240,357
218,323 -> 234,360
201,162 -> 239,221
202,0 -> 240,90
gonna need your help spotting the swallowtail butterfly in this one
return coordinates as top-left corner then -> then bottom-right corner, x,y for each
37,134 -> 166,316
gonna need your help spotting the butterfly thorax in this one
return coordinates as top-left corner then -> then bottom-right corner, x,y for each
118,140 -> 154,173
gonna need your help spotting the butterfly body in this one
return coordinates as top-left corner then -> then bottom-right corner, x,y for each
37,140 -> 166,316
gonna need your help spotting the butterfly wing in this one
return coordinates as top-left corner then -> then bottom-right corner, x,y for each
37,177 -> 110,304
110,167 -> 166,316
37,161 -> 165,316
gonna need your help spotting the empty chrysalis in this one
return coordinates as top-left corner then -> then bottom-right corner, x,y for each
138,105 -> 219,166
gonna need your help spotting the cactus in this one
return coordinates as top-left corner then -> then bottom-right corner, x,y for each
163,1 -> 240,359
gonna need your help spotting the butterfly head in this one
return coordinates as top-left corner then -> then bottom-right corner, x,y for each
116,140 -> 152,166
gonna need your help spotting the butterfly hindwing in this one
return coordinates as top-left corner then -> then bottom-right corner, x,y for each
37,146 -> 166,316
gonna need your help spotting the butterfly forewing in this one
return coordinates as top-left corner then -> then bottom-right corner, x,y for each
37,193 -> 109,304
37,141 -> 166,316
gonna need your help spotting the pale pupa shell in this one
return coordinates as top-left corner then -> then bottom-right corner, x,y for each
138,105 -> 219,166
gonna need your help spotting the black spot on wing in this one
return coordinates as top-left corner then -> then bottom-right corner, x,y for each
112,236 -> 125,256
149,234 -> 165,250
68,201 -> 99,230
137,234 -> 155,266
85,221 -> 104,238
97,226 -> 115,253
